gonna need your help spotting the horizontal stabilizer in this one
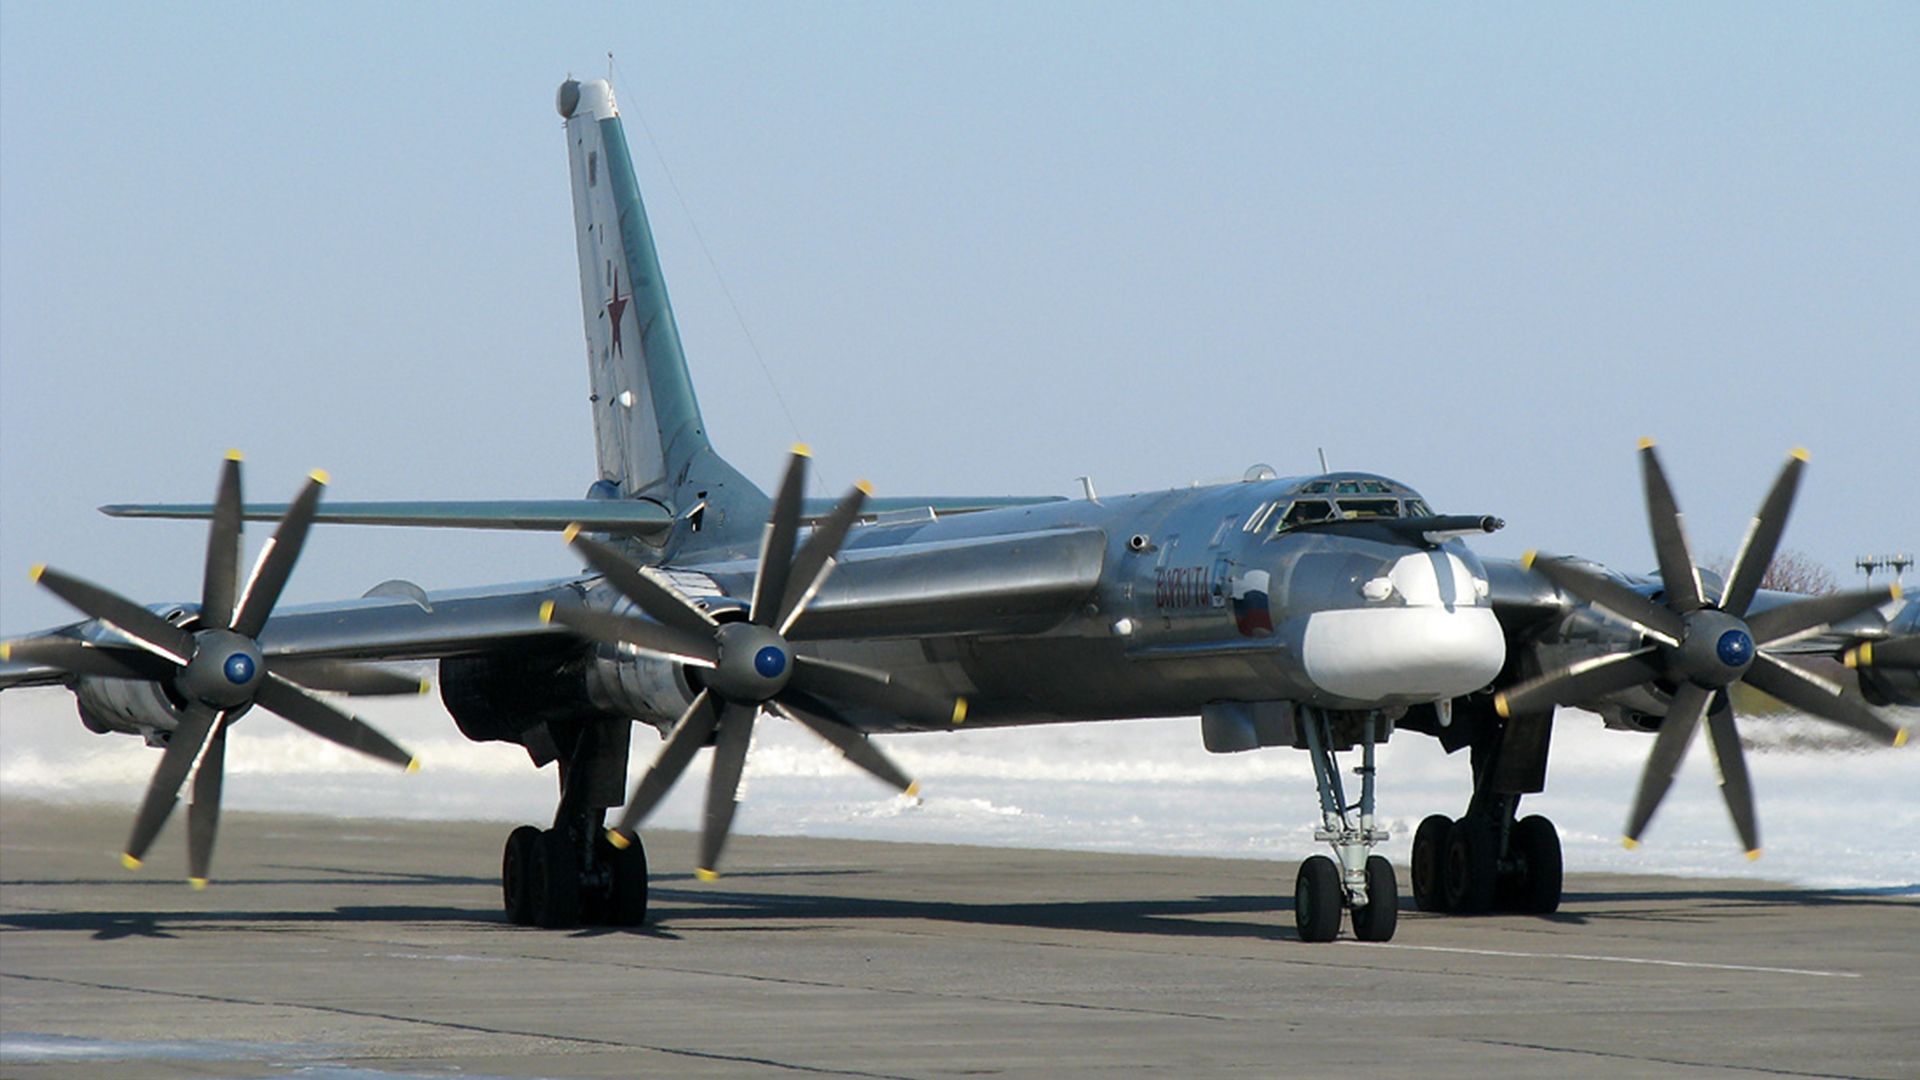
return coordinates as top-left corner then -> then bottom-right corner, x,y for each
101,499 -> 673,536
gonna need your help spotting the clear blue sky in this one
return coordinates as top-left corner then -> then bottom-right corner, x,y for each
3,3 -> 1915,634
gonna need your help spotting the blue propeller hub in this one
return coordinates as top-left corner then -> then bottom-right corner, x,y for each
754,645 -> 788,678
708,622 -> 794,701
1672,609 -> 1758,687
1715,628 -> 1755,669
178,628 -> 264,708
223,652 -> 257,685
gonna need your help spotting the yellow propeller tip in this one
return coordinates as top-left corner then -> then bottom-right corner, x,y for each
1621,836 -> 1640,850
1745,849 -> 1763,862
856,479 -> 874,495
695,867 -> 720,882
1894,727 -> 1909,749
951,697 -> 969,725
405,757 -> 422,774
0,643 -> 11,662
606,829 -> 632,850
791,442 -> 812,458
1843,646 -> 1861,669
904,781 -> 921,799
1891,582 -> 1903,601
539,600 -> 557,624
225,448 -> 244,461
1493,693 -> 1511,719
120,853 -> 143,870
1637,436 -> 1656,450
1519,550 -> 1538,571
309,468 -> 331,485
417,678 -> 432,695
562,522 -> 582,543
29,563 -> 46,582
188,877 -> 209,890
1790,446 -> 1810,462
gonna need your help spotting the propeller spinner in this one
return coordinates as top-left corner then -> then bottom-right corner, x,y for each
543,446 -> 964,879
1495,441 -> 1907,857
3,454 -> 422,885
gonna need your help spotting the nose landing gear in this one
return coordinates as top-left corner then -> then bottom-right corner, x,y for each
1295,709 -> 1399,942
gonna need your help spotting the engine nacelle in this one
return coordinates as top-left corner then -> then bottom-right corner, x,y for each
74,675 -> 185,742
1858,664 -> 1920,708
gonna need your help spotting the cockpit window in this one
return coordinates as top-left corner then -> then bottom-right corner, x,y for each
1337,498 -> 1400,519
1404,498 -> 1433,517
1243,501 -> 1280,533
1334,480 -> 1362,494
1275,499 -> 1335,532
1301,481 -> 1331,494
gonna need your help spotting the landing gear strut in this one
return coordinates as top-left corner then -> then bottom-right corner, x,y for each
499,720 -> 650,929
1295,709 -> 1398,942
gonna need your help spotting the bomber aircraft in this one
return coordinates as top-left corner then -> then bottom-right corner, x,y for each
3,78 -> 1915,943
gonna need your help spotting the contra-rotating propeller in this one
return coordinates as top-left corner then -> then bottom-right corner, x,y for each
1,453 -> 421,886
542,446 -> 966,879
1494,441 -> 1908,857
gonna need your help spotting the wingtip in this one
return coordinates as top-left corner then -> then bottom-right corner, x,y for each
694,867 -> 720,882
309,468 -> 331,485
1637,436 -> 1656,451
951,697 -> 969,725
188,876 -> 209,890
539,600 -> 557,624
606,829 -> 632,850
1790,446 -> 1810,463
562,522 -> 582,544
224,447 -> 244,462
120,853 -> 143,871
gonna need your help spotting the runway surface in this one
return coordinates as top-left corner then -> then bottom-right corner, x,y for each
1,799 -> 1914,1079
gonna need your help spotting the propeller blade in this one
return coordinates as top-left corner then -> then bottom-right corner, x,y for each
566,531 -> 717,638
1746,585 -> 1900,647
1638,440 -> 1704,614
1624,683 -> 1711,845
1719,449 -> 1806,618
696,702 -> 758,878
0,638 -> 176,681
1701,698 -> 1760,858
1743,653 -> 1907,746
771,698 -> 916,794
123,706 -> 220,866
186,717 -> 228,886
1847,637 -> 1920,670
232,471 -> 328,638
539,601 -> 718,667
788,655 -> 968,727
202,451 -> 245,630
1526,553 -> 1687,645
1494,647 -> 1665,718
777,482 -> 871,636
30,566 -> 196,664
253,674 -> 417,768
612,690 -> 717,837
750,448 -> 809,627
270,658 -> 432,696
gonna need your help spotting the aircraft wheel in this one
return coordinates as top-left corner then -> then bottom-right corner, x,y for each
1443,819 -> 1498,914
1294,855 -> 1343,943
529,828 -> 583,929
1510,815 -> 1563,914
1411,814 -> 1453,913
501,825 -> 540,926
1350,855 -> 1399,942
599,831 -> 649,927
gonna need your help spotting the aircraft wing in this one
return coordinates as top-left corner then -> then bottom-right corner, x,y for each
100,499 -> 674,537
801,495 -> 1069,522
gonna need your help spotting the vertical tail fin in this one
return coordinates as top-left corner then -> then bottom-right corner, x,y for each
558,78 -> 765,544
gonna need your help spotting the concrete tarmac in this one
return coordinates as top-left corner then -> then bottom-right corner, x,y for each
1,798 -> 1913,1080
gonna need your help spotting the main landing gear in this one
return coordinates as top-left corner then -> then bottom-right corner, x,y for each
1294,709 -> 1398,943
1410,802 -> 1562,916
499,720 -> 650,929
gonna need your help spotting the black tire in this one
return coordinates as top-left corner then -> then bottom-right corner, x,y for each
1443,819 -> 1498,914
1411,814 -> 1453,913
1294,855 -> 1343,943
1350,855 -> 1398,942
529,828 -> 583,930
599,832 -> 649,927
1510,815 -> 1563,914
502,825 -> 540,926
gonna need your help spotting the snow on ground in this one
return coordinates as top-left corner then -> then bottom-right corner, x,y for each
2,686 -> 1914,889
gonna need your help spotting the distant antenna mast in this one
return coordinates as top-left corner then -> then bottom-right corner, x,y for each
1856,553 -> 1915,584
1317,448 -> 1331,474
